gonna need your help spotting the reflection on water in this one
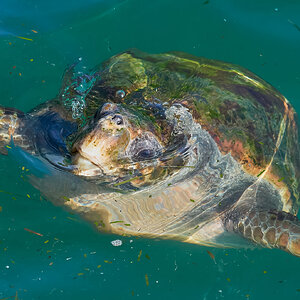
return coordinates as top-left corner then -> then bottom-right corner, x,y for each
0,0 -> 124,33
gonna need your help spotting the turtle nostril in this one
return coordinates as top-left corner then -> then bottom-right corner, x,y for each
111,115 -> 124,126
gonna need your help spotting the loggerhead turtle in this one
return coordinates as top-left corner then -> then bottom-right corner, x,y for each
0,49 -> 300,256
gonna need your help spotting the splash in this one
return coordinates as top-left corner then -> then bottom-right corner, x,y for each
62,62 -> 98,120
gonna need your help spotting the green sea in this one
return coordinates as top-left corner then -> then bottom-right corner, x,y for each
0,0 -> 300,299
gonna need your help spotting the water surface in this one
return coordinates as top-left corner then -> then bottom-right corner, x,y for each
0,0 -> 300,299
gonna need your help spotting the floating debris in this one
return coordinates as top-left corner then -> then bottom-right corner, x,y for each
94,220 -> 105,227
111,239 -> 122,247
110,220 -> 124,224
67,216 -> 79,222
278,177 -> 284,182
190,199 -> 195,202
113,176 -> 141,187
24,228 -> 43,236
0,292 -> 21,300
137,250 -> 142,261
145,274 -> 149,286
206,250 -> 216,264
104,260 -> 112,264
31,30 -> 38,33
257,170 -> 265,177
226,277 -> 231,282
16,36 -> 33,41
145,254 -> 150,260
288,19 -> 300,32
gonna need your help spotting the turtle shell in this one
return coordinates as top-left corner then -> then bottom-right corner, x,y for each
59,49 -> 300,213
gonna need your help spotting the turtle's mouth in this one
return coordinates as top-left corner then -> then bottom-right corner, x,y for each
72,149 -> 105,177
71,113 -> 132,177
72,132 -> 131,177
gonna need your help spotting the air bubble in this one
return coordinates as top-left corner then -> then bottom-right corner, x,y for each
71,96 -> 86,119
116,90 -> 126,98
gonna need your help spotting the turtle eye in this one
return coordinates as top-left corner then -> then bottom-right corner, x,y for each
136,149 -> 155,160
126,132 -> 163,161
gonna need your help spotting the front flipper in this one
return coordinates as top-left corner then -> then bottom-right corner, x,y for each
225,210 -> 300,257
0,106 -> 25,154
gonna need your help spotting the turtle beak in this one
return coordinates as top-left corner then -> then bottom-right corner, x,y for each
72,114 -> 131,176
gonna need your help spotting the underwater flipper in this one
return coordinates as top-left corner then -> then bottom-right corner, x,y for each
7,138 -> 52,177
225,209 -> 300,257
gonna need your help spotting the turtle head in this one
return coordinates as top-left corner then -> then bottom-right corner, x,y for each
71,101 -> 192,188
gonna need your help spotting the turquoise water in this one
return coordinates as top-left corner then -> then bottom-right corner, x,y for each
0,0 -> 300,299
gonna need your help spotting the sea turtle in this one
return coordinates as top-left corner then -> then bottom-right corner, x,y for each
1,49 -> 300,256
